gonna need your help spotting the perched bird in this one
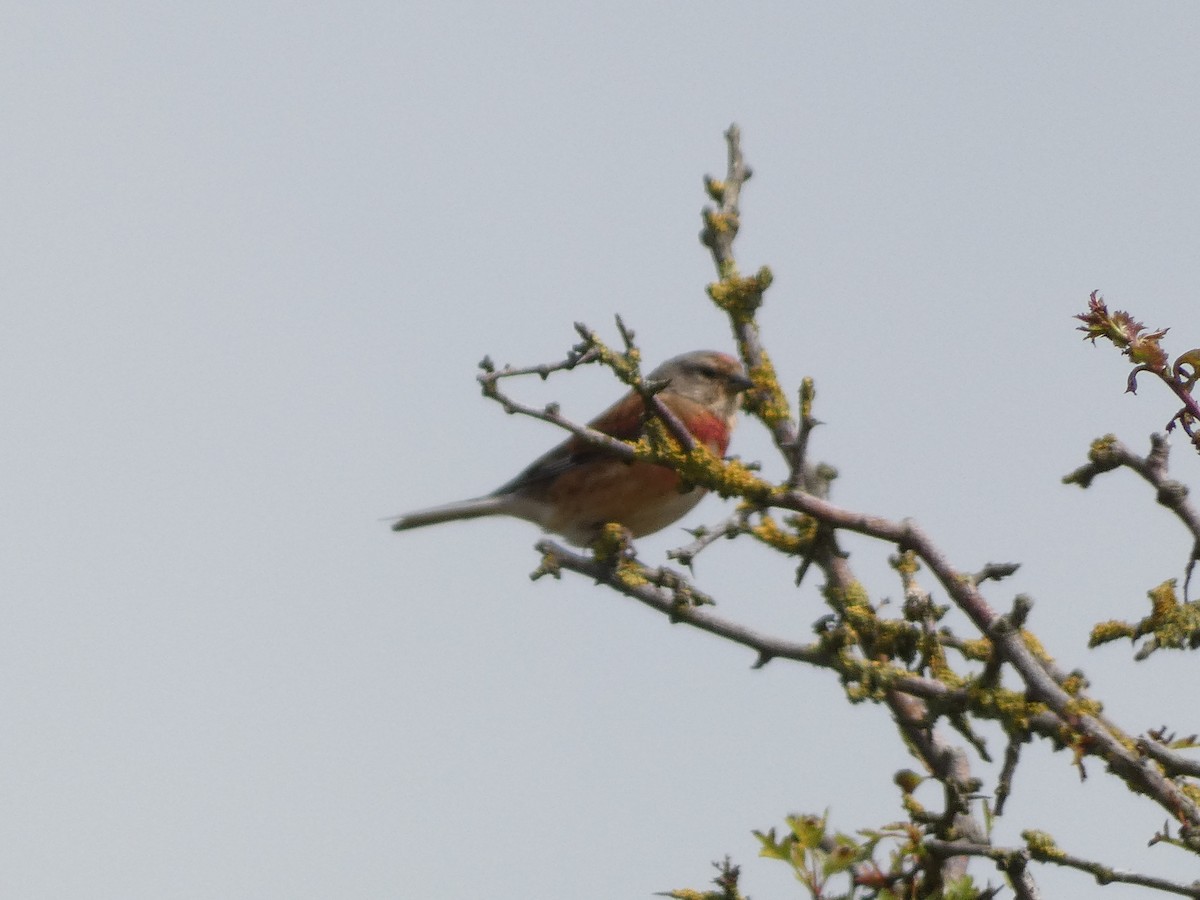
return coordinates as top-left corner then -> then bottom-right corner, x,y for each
391,350 -> 753,546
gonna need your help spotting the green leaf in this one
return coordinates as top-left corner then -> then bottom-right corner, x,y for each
753,827 -> 792,861
786,813 -> 828,849
943,874 -> 982,900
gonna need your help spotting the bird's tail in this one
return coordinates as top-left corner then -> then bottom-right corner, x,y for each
390,495 -> 512,532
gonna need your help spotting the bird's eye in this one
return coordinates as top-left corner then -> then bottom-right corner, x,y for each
695,365 -> 719,379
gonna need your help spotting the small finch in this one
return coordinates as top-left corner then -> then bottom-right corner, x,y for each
391,350 -> 753,546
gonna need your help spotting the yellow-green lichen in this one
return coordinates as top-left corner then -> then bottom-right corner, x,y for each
1019,629 -> 1053,664
918,633 -> 954,680
1087,433 -> 1119,463
890,550 -> 921,579
1063,696 -> 1104,718
1090,579 -> 1200,652
702,208 -> 736,236
706,266 -> 773,324
529,553 -> 562,581
613,560 -> 650,588
1059,672 -> 1087,696
901,792 -> 927,819
825,580 -> 872,611
567,329 -> 648,393
1021,830 -> 1065,861
1178,781 -> 1200,807
748,513 -> 815,555
955,638 -> 992,662
631,425 -> 774,504
704,177 -> 726,202
841,598 -> 876,632
832,652 -> 938,706
1148,579 -> 1179,618
840,656 -> 912,704
799,377 -> 815,421
743,352 -> 792,426
1088,619 -> 1136,647
967,683 -> 1049,733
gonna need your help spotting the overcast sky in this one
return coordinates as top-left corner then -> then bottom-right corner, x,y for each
5,3 -> 1200,898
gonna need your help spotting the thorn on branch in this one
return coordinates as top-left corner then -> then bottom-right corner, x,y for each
668,511 -> 751,569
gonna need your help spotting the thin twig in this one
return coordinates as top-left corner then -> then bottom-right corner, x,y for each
667,509 -> 751,569
478,373 -> 639,461
994,737 -> 1023,816
534,539 -> 827,670
478,347 -> 600,382
701,126 -> 804,482
789,378 -> 820,490
1064,434 -> 1200,599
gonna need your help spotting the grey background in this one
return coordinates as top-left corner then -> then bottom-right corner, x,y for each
5,3 -> 1200,897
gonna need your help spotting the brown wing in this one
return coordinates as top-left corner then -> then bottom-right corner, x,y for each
491,391 -> 647,497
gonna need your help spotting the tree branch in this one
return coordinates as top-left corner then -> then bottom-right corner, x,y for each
533,538 -> 827,669
1064,433 -> 1200,599
924,837 -> 1200,898
471,127 -> 1200,897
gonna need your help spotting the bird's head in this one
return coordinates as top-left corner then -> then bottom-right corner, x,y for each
648,350 -> 754,420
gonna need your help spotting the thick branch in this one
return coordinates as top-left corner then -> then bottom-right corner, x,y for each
1139,736 -> 1200,779
924,838 -> 1200,898
480,129 -> 1200,897
767,490 -> 1200,827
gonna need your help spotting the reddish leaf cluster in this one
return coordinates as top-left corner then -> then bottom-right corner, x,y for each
1076,291 -> 1200,450
1076,291 -> 1170,372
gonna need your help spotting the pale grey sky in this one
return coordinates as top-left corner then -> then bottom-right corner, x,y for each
4,3 -> 1200,898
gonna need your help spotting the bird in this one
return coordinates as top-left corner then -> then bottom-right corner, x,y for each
391,350 -> 754,546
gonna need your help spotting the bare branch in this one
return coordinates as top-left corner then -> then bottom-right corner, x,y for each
478,346 -> 600,381
1139,735 -> 1200,779
696,127 -> 997,886
470,128 -> 1200,898
789,377 -> 820,490
1064,433 -> 1200,599
925,837 -> 1200,898
699,123 -> 752,272
783,502 -> 1200,827
667,509 -> 752,570
994,737 -> 1023,816
534,539 -> 827,670
475,330 -> 696,462
477,366 -> 639,462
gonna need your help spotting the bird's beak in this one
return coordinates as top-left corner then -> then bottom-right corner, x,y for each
728,372 -> 755,393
